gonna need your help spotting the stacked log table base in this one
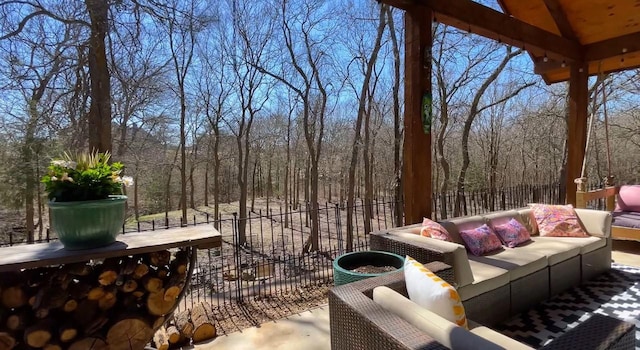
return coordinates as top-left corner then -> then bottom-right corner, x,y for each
0,248 -> 191,350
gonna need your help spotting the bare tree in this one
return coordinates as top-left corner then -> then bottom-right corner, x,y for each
344,3 -> 387,251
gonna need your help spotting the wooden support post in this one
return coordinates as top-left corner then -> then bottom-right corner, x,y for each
566,62 -> 588,206
403,6 -> 433,224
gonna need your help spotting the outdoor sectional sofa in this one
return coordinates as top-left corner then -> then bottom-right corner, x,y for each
329,266 -> 635,350
368,207 -> 613,327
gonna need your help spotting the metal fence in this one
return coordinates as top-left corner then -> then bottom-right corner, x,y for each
0,183 -> 568,335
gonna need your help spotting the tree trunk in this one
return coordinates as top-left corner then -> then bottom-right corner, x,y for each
85,0 -> 112,153
387,7 -> 403,227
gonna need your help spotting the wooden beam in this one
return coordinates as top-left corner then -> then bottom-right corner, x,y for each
377,0 -> 581,60
533,58 -> 566,74
427,0 -> 581,61
542,0 -> 577,41
566,62 -> 589,206
585,31 -> 640,61
403,6 -> 432,224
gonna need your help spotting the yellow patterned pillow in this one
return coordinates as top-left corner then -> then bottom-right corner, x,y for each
404,256 -> 468,329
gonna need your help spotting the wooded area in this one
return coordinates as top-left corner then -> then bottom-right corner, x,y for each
2,0 -> 640,248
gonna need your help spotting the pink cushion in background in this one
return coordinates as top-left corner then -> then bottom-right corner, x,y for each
616,185 -> 640,212
492,218 -> 531,248
459,224 -> 503,256
530,204 -> 588,237
421,218 -> 451,241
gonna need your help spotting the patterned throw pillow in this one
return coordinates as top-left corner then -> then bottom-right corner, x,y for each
458,224 -> 503,256
530,204 -> 588,237
404,256 -> 468,328
420,217 -> 451,241
492,218 -> 531,248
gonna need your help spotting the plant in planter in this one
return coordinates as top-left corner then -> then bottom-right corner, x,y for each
42,151 -> 133,250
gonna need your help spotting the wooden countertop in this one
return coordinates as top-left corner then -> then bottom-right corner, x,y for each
0,225 -> 221,272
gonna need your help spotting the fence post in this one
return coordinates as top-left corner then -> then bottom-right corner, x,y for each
232,213 -> 243,303
335,203 -> 343,256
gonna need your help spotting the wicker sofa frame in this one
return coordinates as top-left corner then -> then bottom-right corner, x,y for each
329,266 -> 635,350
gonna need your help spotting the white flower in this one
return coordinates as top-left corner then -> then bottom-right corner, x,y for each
51,176 -> 58,181
121,176 -> 134,187
51,160 -> 77,169
61,173 -> 74,183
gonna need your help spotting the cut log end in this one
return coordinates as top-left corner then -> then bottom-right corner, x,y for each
0,332 -> 16,350
165,325 -> 182,344
63,299 -> 78,313
24,325 -> 52,348
192,323 -> 216,343
98,270 -> 118,286
2,287 -> 27,309
147,290 -> 175,316
106,317 -> 153,350
69,337 -> 108,350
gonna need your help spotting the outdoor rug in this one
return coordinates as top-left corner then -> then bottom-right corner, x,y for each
496,263 -> 640,349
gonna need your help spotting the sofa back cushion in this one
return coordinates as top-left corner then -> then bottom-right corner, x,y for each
515,208 -> 539,236
373,286 -> 508,350
459,224 -> 503,256
530,204 -> 588,237
404,256 -> 468,328
441,215 -> 485,244
616,185 -> 640,212
574,208 -> 612,238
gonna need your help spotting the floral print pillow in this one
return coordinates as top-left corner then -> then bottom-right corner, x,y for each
421,218 -> 451,241
459,224 -> 503,256
492,218 -> 531,248
530,204 -> 588,237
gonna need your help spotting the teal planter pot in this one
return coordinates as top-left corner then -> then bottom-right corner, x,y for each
333,251 -> 405,286
48,195 -> 127,250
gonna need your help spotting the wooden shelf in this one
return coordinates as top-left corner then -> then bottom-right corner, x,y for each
0,225 -> 221,272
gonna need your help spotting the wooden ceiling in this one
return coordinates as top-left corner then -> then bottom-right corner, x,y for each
379,0 -> 640,84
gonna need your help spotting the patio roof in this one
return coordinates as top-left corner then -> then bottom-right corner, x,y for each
377,0 -> 640,223
382,0 -> 640,84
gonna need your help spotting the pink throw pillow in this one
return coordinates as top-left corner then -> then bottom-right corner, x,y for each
421,218 -> 451,241
492,218 -> 531,248
530,204 -> 588,237
459,224 -> 503,256
616,185 -> 640,212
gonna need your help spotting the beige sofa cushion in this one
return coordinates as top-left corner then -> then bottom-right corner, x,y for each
458,260 -> 510,301
532,235 -> 606,254
470,326 -> 535,350
515,208 -> 538,235
483,210 -> 525,227
373,286 -> 511,350
574,208 -> 612,238
389,232 -> 475,288
470,248 -> 547,281
517,239 -> 580,265
441,215 -> 486,244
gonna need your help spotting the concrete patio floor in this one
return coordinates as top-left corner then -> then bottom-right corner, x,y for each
193,240 -> 640,350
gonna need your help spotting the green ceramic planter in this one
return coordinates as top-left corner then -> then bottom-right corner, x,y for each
48,195 -> 127,250
333,251 -> 405,286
